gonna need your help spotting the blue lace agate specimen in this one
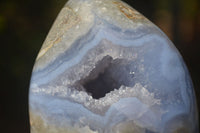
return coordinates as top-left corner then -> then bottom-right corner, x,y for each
29,0 -> 198,132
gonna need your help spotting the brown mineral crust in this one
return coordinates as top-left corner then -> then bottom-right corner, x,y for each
113,1 -> 145,20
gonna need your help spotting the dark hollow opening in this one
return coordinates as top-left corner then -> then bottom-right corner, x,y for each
83,70 -> 120,99
80,55 -> 135,99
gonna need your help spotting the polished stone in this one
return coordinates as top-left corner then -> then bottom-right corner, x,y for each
29,0 -> 198,133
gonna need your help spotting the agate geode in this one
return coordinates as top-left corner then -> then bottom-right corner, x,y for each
29,0 -> 198,132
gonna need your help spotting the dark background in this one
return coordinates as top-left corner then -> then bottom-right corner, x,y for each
0,0 -> 199,132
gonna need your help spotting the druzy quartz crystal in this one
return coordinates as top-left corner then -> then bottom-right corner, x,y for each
29,0 -> 199,132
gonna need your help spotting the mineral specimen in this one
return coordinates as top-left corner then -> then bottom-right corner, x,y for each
29,0 -> 199,132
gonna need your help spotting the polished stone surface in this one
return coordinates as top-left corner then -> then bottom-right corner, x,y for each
29,0 -> 198,132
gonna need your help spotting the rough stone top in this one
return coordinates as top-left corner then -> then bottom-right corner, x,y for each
33,0 -> 151,71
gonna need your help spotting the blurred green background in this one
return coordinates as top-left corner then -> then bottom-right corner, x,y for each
0,0 -> 199,132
